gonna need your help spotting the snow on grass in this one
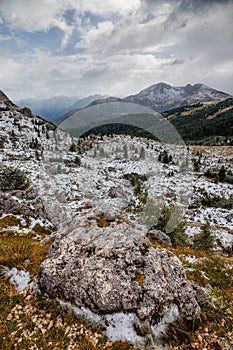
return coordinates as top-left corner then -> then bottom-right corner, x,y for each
1,266 -> 38,293
152,304 -> 180,340
58,299 -> 145,346
1,107 -> 233,250
105,312 -> 144,345
184,255 -> 200,264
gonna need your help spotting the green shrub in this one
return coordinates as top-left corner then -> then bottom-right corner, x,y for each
201,195 -> 233,209
0,168 -> 29,192
154,205 -> 188,247
123,173 -> 147,186
69,143 -> 76,152
158,150 -> 172,164
218,165 -> 226,182
74,156 -> 81,166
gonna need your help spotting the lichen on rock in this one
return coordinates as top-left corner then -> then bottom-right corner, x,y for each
40,220 -> 201,346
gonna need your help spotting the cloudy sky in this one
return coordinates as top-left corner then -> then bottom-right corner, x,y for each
0,0 -> 233,100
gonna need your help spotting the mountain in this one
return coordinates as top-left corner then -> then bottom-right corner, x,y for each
16,94 -> 107,122
0,90 -> 15,107
90,82 -> 231,112
16,95 -> 78,121
55,82 -> 231,127
56,83 -> 232,143
68,94 -> 108,111
124,82 -> 231,111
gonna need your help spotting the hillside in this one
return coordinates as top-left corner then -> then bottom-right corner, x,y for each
0,90 -> 233,349
56,97 -> 233,146
162,98 -> 233,145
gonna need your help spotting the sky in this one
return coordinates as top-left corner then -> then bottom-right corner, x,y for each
0,0 -> 233,100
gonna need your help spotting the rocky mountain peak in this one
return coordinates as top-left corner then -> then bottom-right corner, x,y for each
0,90 -> 13,106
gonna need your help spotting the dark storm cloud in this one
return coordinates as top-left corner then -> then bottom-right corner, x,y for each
145,0 -> 233,13
177,0 -> 233,13
166,0 -> 233,24
171,59 -> 184,65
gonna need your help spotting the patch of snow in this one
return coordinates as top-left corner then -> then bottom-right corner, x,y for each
184,255 -> 199,264
201,271 -> 210,280
152,304 -> 180,339
224,264 -> 233,270
1,266 -> 38,293
214,230 -> 233,248
58,299 -> 104,325
185,226 -> 201,237
105,312 -> 144,345
186,267 -> 195,272
58,300 -> 144,346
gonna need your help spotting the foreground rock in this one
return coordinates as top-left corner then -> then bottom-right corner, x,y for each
40,220 -> 202,347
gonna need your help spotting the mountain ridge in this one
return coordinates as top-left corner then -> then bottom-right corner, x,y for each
122,82 -> 231,111
86,82 -> 231,110
15,94 -> 107,121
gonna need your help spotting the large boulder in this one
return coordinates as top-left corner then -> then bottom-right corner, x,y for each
40,221 -> 201,346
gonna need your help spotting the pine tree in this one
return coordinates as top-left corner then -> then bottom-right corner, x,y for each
219,166 -> 226,182
123,144 -> 128,159
193,220 -> 214,251
139,146 -> 145,159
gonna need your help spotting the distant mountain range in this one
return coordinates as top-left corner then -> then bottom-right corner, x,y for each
15,82 -> 231,123
54,83 -> 232,145
15,94 -> 107,121
88,82 -> 231,112
1,85 -> 233,145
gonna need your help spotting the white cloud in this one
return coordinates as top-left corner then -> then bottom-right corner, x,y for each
0,0 -> 232,99
76,0 -> 141,16
0,0 -> 64,32
0,0 -> 142,51
0,0 -> 141,32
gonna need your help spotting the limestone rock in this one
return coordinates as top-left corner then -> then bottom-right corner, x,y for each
0,191 -> 46,218
40,222 -> 201,343
147,229 -> 172,247
108,186 -> 118,198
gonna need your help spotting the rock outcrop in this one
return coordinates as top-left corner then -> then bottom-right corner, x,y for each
40,220 -> 201,345
0,190 -> 46,218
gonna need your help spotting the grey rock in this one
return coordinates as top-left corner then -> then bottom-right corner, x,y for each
0,191 -> 46,218
192,284 -> 210,306
147,230 -> 172,247
55,190 -> 67,203
40,222 -> 201,342
108,187 -> 118,198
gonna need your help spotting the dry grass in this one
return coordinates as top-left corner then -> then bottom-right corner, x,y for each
135,271 -> 145,287
0,234 -> 52,276
0,279 -> 134,350
0,225 -> 134,350
165,247 -> 233,349
97,215 -> 110,227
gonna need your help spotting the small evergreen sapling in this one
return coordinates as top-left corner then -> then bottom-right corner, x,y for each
0,168 -> 29,192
